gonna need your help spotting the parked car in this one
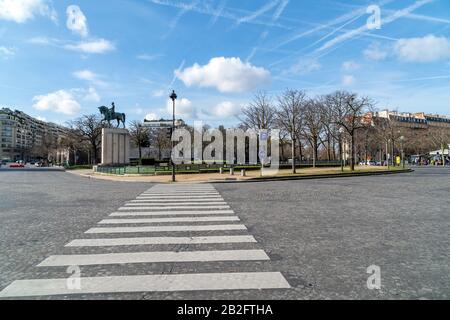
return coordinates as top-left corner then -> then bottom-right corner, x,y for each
359,161 -> 377,166
10,163 -> 25,168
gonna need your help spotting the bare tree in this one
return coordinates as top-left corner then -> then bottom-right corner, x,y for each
276,89 -> 306,173
239,91 -> 277,130
129,120 -> 149,162
321,96 -> 342,162
31,132 -> 57,164
326,91 -> 373,171
67,114 -> 103,165
428,127 -> 450,166
151,128 -> 171,160
303,98 -> 325,168
372,114 -> 403,167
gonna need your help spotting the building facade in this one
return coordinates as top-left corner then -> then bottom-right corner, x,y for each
374,110 -> 450,130
0,108 -> 70,163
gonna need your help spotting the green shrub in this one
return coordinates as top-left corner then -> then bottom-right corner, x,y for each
67,165 -> 93,170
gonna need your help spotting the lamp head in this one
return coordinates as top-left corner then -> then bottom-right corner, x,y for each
170,90 -> 177,101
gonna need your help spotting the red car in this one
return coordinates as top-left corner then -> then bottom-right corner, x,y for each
10,163 -> 25,168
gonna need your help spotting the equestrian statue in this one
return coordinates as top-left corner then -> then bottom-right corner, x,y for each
99,102 -> 126,128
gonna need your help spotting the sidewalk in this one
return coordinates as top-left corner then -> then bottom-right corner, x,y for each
66,166 -> 410,184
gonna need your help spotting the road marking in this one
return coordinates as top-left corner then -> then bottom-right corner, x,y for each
124,202 -> 227,206
38,250 -> 269,267
138,195 -> 221,198
0,183 -> 291,298
132,198 -> 223,202
110,210 -> 235,216
0,272 -> 291,297
85,224 -> 247,234
144,188 -> 216,190
118,206 -> 231,210
98,216 -> 240,224
66,235 -> 258,247
140,193 -> 220,196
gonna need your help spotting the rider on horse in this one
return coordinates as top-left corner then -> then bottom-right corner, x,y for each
99,102 -> 126,128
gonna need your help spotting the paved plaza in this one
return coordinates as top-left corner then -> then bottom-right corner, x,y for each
0,167 -> 448,299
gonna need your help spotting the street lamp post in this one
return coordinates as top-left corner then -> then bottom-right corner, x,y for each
170,90 -> 177,183
387,139 -> 390,170
400,136 -> 405,169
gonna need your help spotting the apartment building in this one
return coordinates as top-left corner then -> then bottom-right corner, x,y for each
0,108 -> 69,163
374,110 -> 450,130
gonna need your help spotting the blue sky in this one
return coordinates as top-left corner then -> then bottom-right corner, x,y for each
1,0 -> 450,127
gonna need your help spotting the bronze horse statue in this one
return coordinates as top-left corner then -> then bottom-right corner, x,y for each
99,103 -> 126,128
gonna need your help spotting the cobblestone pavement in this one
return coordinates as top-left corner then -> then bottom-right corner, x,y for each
0,167 -> 448,299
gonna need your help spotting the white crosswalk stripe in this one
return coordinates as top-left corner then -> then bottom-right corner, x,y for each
131,198 -> 223,202
85,224 -> 248,234
110,210 -> 235,216
0,183 -> 290,298
98,216 -> 240,224
66,235 -> 258,247
38,250 -> 270,267
0,272 -> 290,298
118,205 -> 231,210
124,202 -> 227,206
137,195 -> 222,198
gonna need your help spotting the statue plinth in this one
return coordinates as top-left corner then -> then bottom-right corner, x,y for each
101,128 -> 130,166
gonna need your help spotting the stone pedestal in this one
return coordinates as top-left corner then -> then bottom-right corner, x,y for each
101,128 -> 131,166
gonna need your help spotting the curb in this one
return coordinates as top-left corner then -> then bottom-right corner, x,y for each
209,168 -> 414,184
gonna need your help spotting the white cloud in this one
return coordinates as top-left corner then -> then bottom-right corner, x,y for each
73,70 -> 97,82
65,39 -> 115,54
35,116 -> 46,122
145,113 -> 159,121
0,0 -> 57,23
73,69 -> 107,87
32,90 -> 81,115
317,0 -> 434,52
66,5 -> 89,38
84,87 -> 100,102
0,46 -> 15,59
27,36 -> 53,45
166,98 -> 195,118
342,60 -> 360,71
203,101 -> 241,118
363,42 -> 388,61
394,34 -> 450,62
287,59 -> 321,75
175,57 -> 270,93
342,75 -> 355,86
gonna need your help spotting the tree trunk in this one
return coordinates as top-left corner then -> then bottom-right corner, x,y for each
292,138 -> 296,174
327,133 -> 331,162
312,138 -> 317,168
350,133 -> 355,171
298,140 -> 303,163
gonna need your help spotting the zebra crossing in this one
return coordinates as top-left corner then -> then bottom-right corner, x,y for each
0,184 -> 290,298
